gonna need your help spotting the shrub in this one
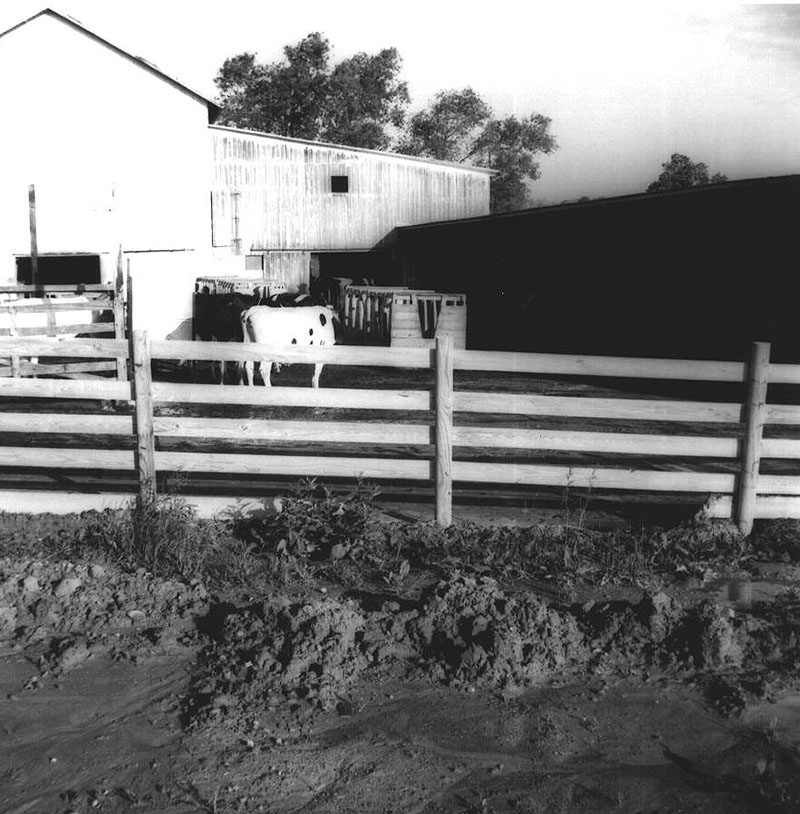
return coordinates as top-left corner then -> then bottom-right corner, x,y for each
242,478 -> 387,562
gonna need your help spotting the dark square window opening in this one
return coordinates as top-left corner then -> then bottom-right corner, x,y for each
16,254 -> 101,286
331,175 -> 349,193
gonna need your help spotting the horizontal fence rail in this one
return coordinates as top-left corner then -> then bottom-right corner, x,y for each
0,333 -> 798,532
454,349 -> 749,382
0,284 -> 126,381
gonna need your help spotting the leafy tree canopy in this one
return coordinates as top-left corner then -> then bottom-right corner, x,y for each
215,41 -> 557,213
647,153 -> 729,193
397,88 -> 557,213
214,33 -> 410,149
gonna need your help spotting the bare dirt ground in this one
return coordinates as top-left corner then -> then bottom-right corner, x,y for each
2,365 -> 800,812
2,512 -> 800,814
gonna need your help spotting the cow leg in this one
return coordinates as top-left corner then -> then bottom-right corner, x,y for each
243,359 -> 255,386
311,362 -> 323,388
261,360 -> 272,387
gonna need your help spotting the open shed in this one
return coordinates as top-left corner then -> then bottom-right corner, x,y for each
395,175 -> 800,361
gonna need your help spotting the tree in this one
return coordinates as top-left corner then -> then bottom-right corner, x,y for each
395,88 -> 491,161
647,153 -> 729,193
397,88 -> 557,213
215,44 -> 558,212
214,33 -> 409,149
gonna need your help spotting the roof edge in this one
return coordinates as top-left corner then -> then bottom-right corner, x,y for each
209,124 -> 495,174
396,172 -> 800,231
0,7 -> 221,123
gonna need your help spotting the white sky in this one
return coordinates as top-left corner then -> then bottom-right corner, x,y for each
2,1 -> 800,204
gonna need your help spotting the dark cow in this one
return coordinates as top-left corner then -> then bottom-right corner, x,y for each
193,291 -> 254,382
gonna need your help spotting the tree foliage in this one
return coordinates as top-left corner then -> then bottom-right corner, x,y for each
215,41 -> 557,212
396,88 -> 491,161
214,33 -> 409,149
647,153 -> 729,193
397,88 -> 557,212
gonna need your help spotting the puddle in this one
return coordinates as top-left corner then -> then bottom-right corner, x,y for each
702,576 -> 798,610
743,694 -> 800,746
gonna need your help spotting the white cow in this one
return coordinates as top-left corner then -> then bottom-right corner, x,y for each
240,305 -> 337,387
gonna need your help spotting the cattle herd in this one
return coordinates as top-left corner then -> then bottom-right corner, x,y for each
193,284 -> 343,387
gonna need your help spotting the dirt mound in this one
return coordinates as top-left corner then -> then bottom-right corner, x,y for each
189,575 -> 592,731
0,557 -> 209,674
579,592 -> 744,675
190,595 -> 375,727
410,573 -> 587,690
191,574 -> 754,734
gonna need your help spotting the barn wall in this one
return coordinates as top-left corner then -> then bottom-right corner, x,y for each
264,251 -> 311,291
0,13 -> 212,284
210,128 -> 491,254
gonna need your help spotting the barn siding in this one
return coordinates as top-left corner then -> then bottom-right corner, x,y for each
0,12 -> 211,282
210,128 -> 490,253
0,11 -> 491,341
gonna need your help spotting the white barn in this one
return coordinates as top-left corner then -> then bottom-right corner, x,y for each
0,9 -> 491,339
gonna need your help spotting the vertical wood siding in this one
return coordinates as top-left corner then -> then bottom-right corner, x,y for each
210,129 -> 490,252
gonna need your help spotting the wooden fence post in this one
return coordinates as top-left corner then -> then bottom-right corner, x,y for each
131,330 -> 156,507
435,335 -> 454,526
113,245 -> 128,381
28,184 -> 38,288
736,341 -> 770,535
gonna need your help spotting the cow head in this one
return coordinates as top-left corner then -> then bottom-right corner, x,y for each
325,305 -> 343,343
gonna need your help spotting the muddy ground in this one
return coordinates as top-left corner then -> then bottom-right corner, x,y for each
2,512 -> 800,814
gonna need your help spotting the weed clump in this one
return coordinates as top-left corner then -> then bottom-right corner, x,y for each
240,479 -> 385,560
751,520 -> 800,563
0,498 -> 249,586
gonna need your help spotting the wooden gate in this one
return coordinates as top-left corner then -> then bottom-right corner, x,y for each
0,283 -> 127,379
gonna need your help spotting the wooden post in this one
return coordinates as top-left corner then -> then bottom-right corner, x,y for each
435,335 -> 454,526
232,191 -> 242,255
28,184 -> 38,288
8,306 -> 19,378
131,330 -> 156,507
736,341 -> 770,535
113,246 -> 128,381
125,259 -> 134,339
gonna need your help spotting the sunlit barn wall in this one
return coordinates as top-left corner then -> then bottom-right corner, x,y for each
0,11 -> 492,340
210,126 -> 491,286
0,10 -> 214,338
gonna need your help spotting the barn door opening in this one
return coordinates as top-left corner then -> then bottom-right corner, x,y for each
311,251 -> 398,303
16,254 -> 101,286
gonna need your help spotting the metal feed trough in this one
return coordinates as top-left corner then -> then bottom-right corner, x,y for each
342,285 -> 467,348
194,276 -> 288,301
193,276 -> 289,336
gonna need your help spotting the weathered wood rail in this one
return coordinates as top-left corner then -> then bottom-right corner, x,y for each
0,334 -> 797,532
0,283 -> 126,380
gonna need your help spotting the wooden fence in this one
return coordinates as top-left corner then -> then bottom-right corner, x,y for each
0,283 -> 126,380
0,333 -> 799,532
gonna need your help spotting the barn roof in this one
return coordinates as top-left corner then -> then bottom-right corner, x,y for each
396,172 -> 800,231
210,124 -> 495,176
0,7 -> 221,123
